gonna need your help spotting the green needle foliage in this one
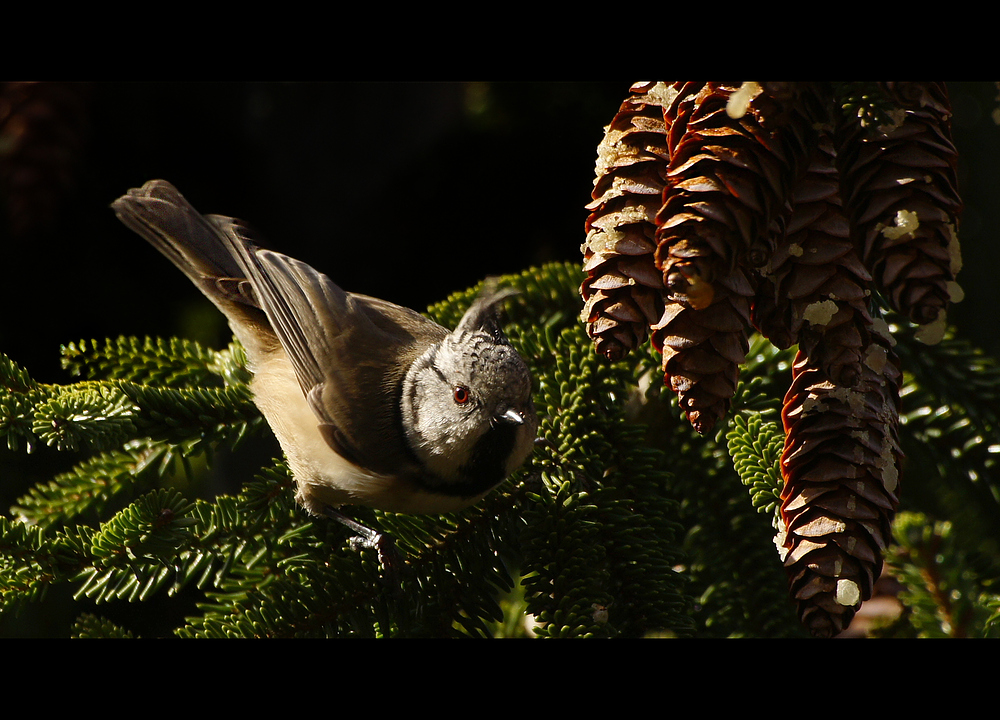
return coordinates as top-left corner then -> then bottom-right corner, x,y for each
2,262 -> 1000,637
885,512 -> 1000,638
727,412 -> 784,523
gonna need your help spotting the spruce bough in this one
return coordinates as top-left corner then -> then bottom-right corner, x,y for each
2,262 -> 999,637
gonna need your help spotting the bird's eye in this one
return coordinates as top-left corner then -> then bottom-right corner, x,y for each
453,385 -> 470,404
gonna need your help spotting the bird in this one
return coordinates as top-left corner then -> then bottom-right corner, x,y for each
111,180 -> 538,564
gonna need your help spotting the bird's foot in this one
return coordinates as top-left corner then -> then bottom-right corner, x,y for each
324,508 -> 405,586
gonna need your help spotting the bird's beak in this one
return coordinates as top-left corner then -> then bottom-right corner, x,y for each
498,408 -> 525,425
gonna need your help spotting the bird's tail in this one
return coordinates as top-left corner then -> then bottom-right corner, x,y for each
112,179 -> 271,341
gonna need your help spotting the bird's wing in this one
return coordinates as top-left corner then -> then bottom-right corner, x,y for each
210,218 -> 446,474
114,180 -> 446,475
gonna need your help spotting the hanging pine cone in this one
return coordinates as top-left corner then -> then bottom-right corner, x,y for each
835,81 -> 962,329
753,129 -> 874,388
651,82 -> 816,433
581,82 -> 674,362
778,322 -> 902,637
0,81 -> 91,235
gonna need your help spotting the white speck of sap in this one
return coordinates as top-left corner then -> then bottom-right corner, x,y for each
727,82 -> 762,119
836,578 -> 861,607
881,209 -> 920,241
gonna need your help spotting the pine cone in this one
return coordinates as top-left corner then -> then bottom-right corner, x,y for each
651,281 -> 751,434
835,81 -> 962,327
579,82 -> 964,637
753,130 -> 874,387
651,82 -> 814,433
581,82 -> 675,362
778,324 -> 902,637
656,83 -> 776,294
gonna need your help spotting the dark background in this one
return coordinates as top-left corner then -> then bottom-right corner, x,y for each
1,81 -> 998,636
0,82 -> 628,378
3,82 -> 997,376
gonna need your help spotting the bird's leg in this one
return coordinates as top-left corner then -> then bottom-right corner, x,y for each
324,508 -> 404,584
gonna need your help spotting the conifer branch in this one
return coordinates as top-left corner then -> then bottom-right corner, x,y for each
887,511 -> 1000,637
61,336 -> 224,387
2,251 -> 999,637
71,612 -> 135,638
2,262 -> 694,637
